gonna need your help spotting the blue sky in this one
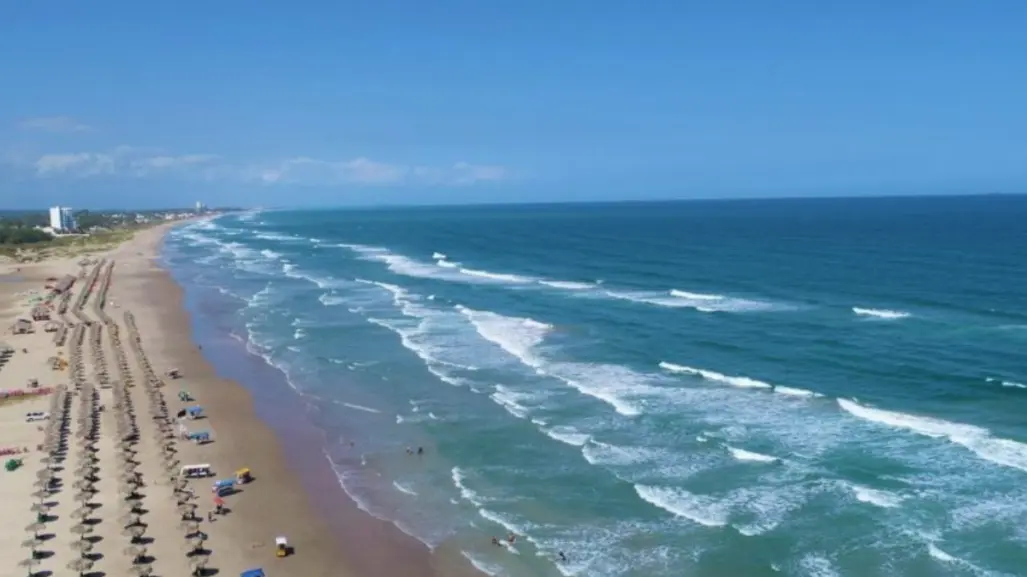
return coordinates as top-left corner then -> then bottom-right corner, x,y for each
1,1 -> 1025,209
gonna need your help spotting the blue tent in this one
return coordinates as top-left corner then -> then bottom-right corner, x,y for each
240,569 -> 264,577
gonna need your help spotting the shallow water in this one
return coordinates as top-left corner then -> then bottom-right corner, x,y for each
163,196 -> 1027,577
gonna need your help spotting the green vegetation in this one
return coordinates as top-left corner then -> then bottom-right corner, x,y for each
0,224 -> 54,244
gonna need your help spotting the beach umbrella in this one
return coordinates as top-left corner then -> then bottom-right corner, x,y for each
34,469 -> 52,481
74,491 -> 93,503
130,565 -> 154,577
20,537 -> 42,550
70,523 -> 93,539
187,538 -> 206,553
24,522 -> 45,536
67,558 -> 93,576
30,490 -> 49,500
188,556 -> 208,575
125,525 -> 147,542
124,545 -> 147,562
29,502 -> 49,513
71,506 -> 92,519
70,539 -> 94,553
17,558 -> 40,575
178,520 -> 199,534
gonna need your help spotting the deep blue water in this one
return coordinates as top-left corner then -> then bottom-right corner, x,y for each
164,196 -> 1027,577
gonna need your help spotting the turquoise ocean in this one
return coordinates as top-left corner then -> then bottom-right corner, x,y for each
163,196 -> 1027,577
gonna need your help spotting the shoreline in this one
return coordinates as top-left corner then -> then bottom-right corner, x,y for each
151,222 -> 484,576
0,220 -> 484,577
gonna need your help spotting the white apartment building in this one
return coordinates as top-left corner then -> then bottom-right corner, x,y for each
49,206 -> 77,232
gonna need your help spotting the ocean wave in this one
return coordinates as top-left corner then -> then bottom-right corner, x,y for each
392,480 -> 418,496
458,306 -> 653,416
727,446 -> 779,463
607,289 -> 780,313
837,398 -> 1027,474
458,267 -> 534,284
847,483 -> 904,509
460,551 -> 506,577
852,307 -> 911,320
634,484 -> 728,527
542,425 -> 591,447
659,362 -> 824,399
338,243 -> 774,312
659,362 -> 772,389
340,402 -> 381,414
987,376 -> 1026,389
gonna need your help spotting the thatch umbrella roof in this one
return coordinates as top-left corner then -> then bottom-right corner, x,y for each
73,491 -> 93,503
67,558 -> 93,575
70,539 -> 94,553
34,469 -> 52,481
178,520 -> 199,533
24,522 -> 45,535
123,544 -> 147,561
71,506 -> 92,520
29,502 -> 49,513
70,523 -> 93,537
31,490 -> 49,500
188,556 -> 208,573
130,565 -> 154,577
125,525 -> 146,540
17,558 -> 40,571
20,537 -> 42,549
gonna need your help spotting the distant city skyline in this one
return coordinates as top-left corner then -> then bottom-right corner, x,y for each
1,1 -> 1025,209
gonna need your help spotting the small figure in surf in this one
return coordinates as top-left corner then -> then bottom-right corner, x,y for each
507,533 -> 516,544
491,537 -> 500,547
417,446 -> 424,455
558,551 -> 568,562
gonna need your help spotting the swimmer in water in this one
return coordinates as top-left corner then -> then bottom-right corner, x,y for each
417,446 -> 424,455
491,537 -> 500,546
507,533 -> 516,544
559,551 -> 568,562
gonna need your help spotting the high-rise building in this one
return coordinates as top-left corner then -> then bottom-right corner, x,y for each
195,201 -> 205,213
48,206 -> 77,232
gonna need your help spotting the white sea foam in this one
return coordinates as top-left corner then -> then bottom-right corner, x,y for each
838,398 -> 1027,473
852,307 -> 911,320
460,551 -> 505,577
392,481 -> 418,496
608,289 -> 780,313
727,446 -> 779,463
538,280 -> 595,290
659,362 -> 773,389
490,385 -> 535,419
543,425 -> 591,447
848,484 -> 903,508
432,252 -> 447,260
797,555 -> 841,577
451,467 -> 487,507
459,306 -> 651,416
459,267 -> 534,283
634,484 -> 728,527
774,386 -> 822,398
987,377 -> 1026,389
341,402 -> 381,414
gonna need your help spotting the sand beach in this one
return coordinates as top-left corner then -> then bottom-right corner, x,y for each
0,222 -> 478,577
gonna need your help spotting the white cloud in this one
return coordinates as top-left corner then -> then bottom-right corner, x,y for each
248,156 -> 507,186
20,147 -> 507,186
18,116 -> 94,133
32,147 -> 218,178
